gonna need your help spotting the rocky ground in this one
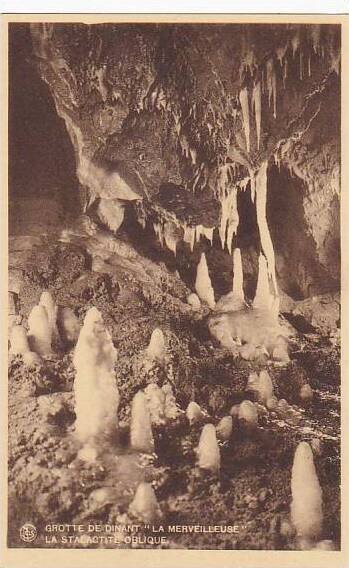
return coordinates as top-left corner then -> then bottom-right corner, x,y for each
7,220 -> 340,550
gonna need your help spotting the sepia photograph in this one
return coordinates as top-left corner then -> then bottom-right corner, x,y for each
4,15 -> 345,562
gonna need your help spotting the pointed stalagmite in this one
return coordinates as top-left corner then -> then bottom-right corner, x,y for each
146,328 -> 166,365
162,383 -> 182,420
216,416 -> 233,441
253,254 -> 274,312
73,307 -> 119,446
130,391 -> 154,453
129,482 -> 161,522
10,324 -> 30,355
258,370 -> 274,403
195,253 -> 215,309
144,383 -> 166,425
238,400 -> 258,424
28,305 -> 52,356
197,424 -> 221,473
22,351 -> 42,369
39,290 -> 59,343
291,442 -> 323,541
232,248 -> 245,302
187,293 -> 201,310
186,401 -> 203,425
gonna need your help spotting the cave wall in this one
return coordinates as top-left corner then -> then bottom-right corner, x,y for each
13,22 -> 340,298
8,24 -> 80,236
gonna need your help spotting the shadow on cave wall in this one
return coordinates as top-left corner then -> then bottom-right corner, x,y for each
267,164 -> 339,299
8,23 -> 80,236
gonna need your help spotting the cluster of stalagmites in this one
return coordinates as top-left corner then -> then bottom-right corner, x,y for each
9,293 -> 329,544
9,290 -> 80,367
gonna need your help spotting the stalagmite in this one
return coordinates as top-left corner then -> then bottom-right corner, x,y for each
39,291 -> 59,345
197,424 -> 221,473
130,391 -> 154,453
129,482 -> 161,522
266,396 -> 278,411
253,254 -> 274,312
258,370 -> 274,403
252,81 -> 262,150
195,253 -> 215,309
187,292 -> 201,310
58,307 -> 80,344
239,87 -> 250,153
232,248 -> 244,302
255,161 -> 279,303
162,383 -> 182,419
10,324 -> 30,355
216,416 -> 233,441
291,442 -> 323,541
215,248 -> 245,312
22,351 -> 42,369
238,400 -> 258,424
300,384 -> 313,402
144,383 -> 166,425
28,305 -> 52,356
186,401 -> 203,425
145,328 -> 166,366
73,307 -> 119,448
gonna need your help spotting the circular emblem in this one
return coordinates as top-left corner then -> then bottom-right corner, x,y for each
20,523 -> 37,543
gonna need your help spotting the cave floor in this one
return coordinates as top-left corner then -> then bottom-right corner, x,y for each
7,225 -> 340,550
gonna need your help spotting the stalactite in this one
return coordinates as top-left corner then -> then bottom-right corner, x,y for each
266,59 -> 277,119
153,222 -> 164,247
310,25 -> 321,55
73,307 -> 119,447
252,81 -> 261,150
239,87 -> 250,153
219,189 -> 239,252
255,161 -> 279,301
299,49 -> 303,80
163,221 -> 178,255
183,224 -> 196,252
195,253 -> 215,309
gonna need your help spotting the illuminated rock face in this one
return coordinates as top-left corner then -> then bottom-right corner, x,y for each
291,442 -> 323,541
73,307 -> 119,447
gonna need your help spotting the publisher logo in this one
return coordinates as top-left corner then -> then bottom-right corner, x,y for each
20,523 -> 37,543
